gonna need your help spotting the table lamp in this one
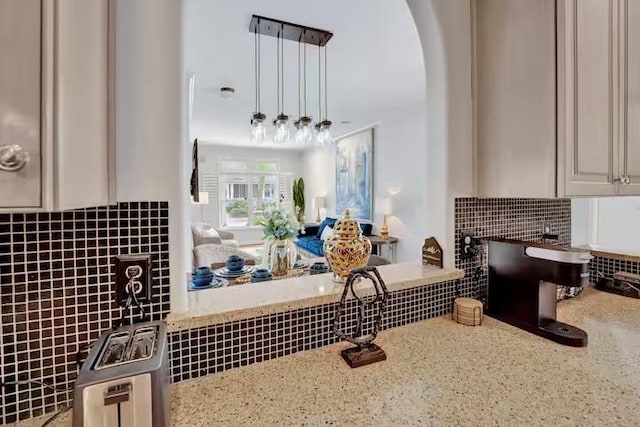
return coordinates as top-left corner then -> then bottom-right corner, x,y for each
313,196 -> 326,223
379,196 -> 393,238
191,192 -> 209,205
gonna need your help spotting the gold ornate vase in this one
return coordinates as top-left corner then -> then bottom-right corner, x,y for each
323,209 -> 372,283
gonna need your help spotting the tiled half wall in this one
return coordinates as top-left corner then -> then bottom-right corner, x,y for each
454,198 -> 572,302
167,279 -> 460,383
0,202 -> 171,424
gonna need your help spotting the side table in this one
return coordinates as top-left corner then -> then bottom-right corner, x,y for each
367,235 -> 399,263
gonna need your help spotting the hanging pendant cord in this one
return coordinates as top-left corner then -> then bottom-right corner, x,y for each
281,24 -> 285,114
254,26 -> 258,112
303,31 -> 307,116
297,38 -> 301,118
257,21 -> 261,112
324,45 -> 328,120
276,29 -> 281,114
318,44 -> 322,122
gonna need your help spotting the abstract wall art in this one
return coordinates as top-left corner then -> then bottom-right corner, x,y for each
335,128 -> 374,221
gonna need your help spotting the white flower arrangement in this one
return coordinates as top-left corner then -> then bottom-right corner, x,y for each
253,205 -> 304,241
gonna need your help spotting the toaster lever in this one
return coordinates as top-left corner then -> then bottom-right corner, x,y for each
104,383 -> 131,406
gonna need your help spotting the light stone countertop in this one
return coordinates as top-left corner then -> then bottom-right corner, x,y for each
19,288 -> 640,427
167,263 -> 464,331
575,244 -> 640,262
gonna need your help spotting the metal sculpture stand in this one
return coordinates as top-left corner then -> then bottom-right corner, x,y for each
333,267 -> 389,368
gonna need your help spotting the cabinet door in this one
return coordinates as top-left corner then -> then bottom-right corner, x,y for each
619,0 -> 640,194
559,0 -> 619,196
0,0 -> 41,208
475,0 -> 557,198
54,0 -> 112,209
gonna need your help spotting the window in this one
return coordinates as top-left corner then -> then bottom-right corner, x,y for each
216,160 -> 291,228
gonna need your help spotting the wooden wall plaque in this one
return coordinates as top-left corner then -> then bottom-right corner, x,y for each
422,237 -> 443,268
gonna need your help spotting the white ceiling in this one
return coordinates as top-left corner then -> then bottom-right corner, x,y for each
184,0 -> 425,148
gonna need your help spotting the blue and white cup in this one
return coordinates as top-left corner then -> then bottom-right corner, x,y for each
226,255 -> 245,272
251,267 -> 271,283
310,262 -> 329,275
194,266 -> 212,277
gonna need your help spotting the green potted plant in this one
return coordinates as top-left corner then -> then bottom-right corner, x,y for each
293,178 -> 305,223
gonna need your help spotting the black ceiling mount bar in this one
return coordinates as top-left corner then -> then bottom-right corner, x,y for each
249,15 -> 333,47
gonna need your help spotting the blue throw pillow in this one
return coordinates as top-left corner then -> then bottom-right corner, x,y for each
359,222 -> 373,236
316,217 -> 337,237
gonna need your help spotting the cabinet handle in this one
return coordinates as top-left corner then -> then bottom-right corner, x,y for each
613,176 -> 624,184
625,175 -> 632,185
0,144 -> 30,172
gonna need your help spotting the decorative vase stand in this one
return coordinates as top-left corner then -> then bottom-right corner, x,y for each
333,266 -> 389,368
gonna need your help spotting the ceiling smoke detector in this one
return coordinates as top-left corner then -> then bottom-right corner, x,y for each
220,87 -> 235,99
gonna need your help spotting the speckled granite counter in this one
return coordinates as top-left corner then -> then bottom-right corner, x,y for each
14,288 -> 640,427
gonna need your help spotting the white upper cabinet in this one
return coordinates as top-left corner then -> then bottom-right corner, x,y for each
474,0 -> 557,198
0,0 -> 42,208
0,0 -> 113,211
474,0 -> 640,197
619,0 -> 640,194
558,0 -> 619,196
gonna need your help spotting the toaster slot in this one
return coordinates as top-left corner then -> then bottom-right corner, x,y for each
95,331 -> 131,370
126,326 -> 157,362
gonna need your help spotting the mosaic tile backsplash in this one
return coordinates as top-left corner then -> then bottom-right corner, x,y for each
590,255 -> 640,283
454,198 -> 572,303
168,279 -> 460,383
0,196 -> 575,424
0,202 -> 171,424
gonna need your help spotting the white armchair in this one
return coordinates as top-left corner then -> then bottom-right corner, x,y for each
191,223 -> 239,248
192,244 -> 258,269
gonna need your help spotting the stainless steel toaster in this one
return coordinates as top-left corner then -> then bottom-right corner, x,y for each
73,321 -> 169,427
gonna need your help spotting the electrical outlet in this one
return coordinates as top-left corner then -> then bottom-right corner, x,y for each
460,230 -> 479,260
114,254 -> 151,306
542,221 -> 559,241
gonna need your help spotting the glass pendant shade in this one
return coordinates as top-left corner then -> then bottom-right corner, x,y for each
273,114 -> 290,144
316,119 -> 333,145
251,112 -> 268,144
295,116 -> 313,144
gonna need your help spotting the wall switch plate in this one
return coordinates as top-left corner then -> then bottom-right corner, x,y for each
114,254 -> 151,306
460,230 -> 479,260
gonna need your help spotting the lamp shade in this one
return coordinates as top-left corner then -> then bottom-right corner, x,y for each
313,196 -> 327,209
379,196 -> 393,216
192,192 -> 209,205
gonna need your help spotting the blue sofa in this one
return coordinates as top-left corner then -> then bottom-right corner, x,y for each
296,217 -> 373,257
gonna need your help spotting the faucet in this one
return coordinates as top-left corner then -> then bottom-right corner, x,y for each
486,238 -> 592,347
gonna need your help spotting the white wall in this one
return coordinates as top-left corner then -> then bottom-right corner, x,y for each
571,198 -> 591,247
302,144 -> 336,220
115,0 -> 187,313
124,0 -> 473,312
572,197 -> 640,254
194,144 -> 304,244
302,106 -> 428,263
301,0 -> 473,267
408,0 -> 473,268
597,198 -> 640,252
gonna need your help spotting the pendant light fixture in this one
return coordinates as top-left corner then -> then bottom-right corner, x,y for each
316,44 -> 333,145
251,21 -> 267,144
295,30 -> 313,145
249,15 -> 333,147
273,24 -> 290,144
